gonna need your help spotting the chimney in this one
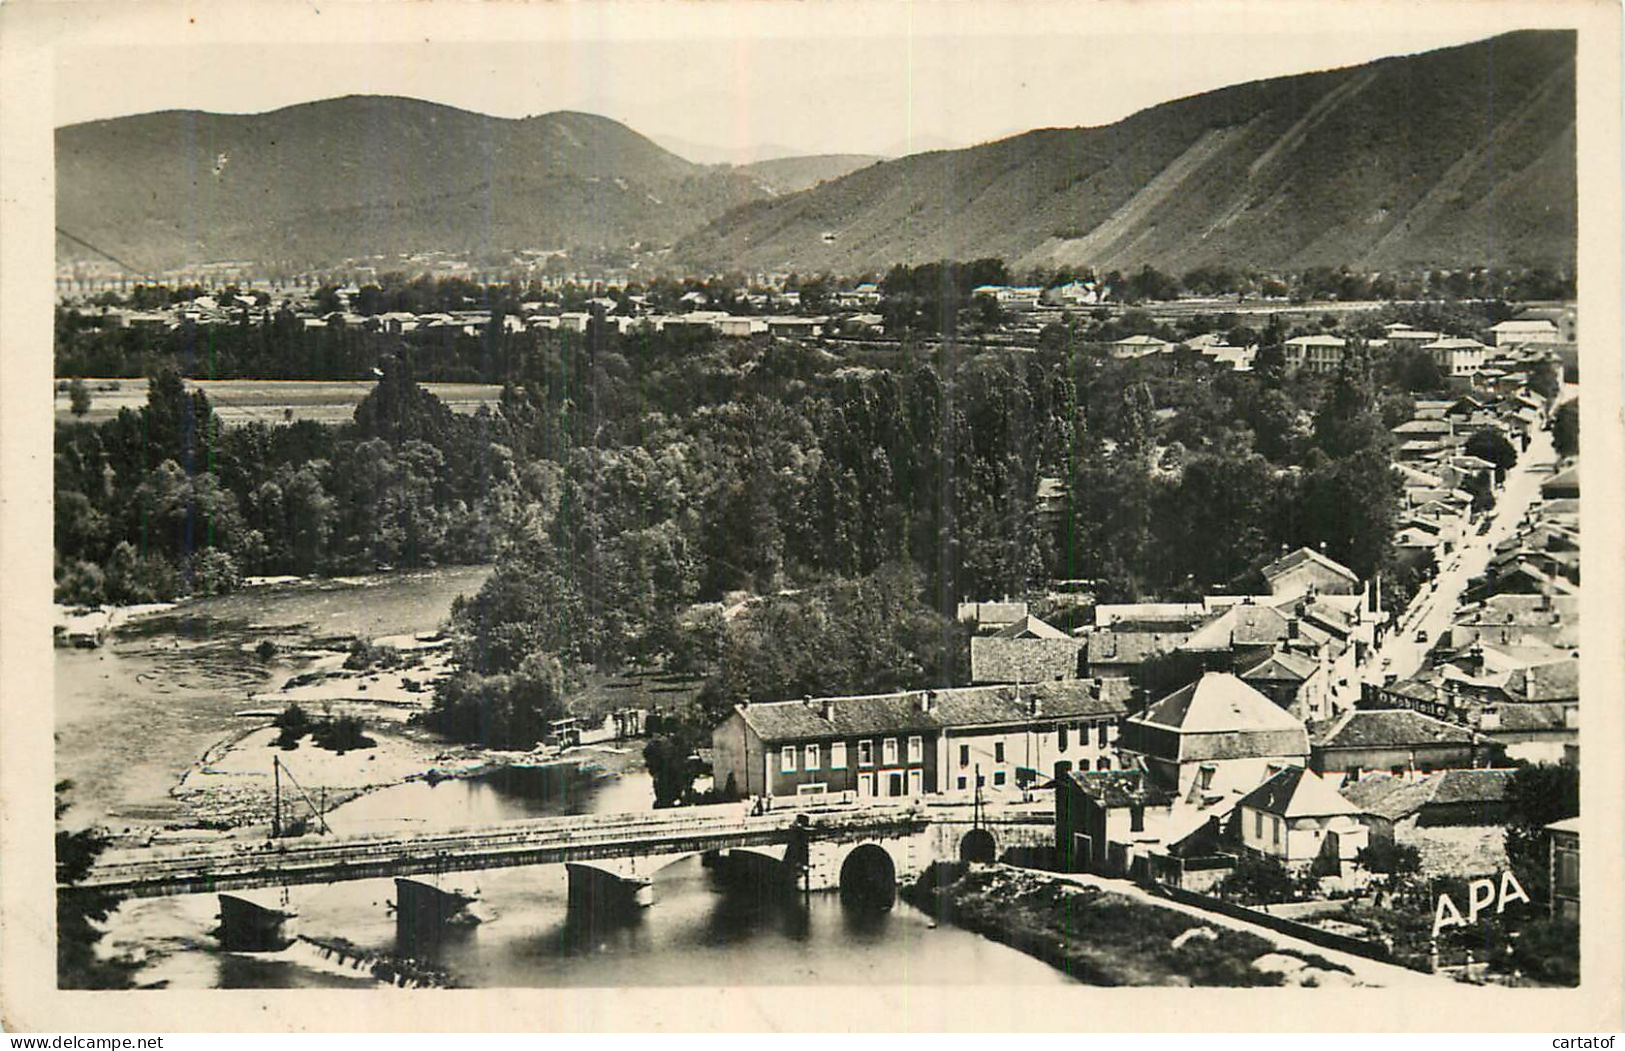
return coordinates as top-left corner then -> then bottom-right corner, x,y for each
1524,673 -> 1536,702
821,698 -> 836,721
740,697 -> 750,709
917,691 -> 936,714
1288,617 -> 1300,640
1028,694 -> 1042,717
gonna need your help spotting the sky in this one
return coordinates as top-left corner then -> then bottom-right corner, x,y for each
50,4 -> 1524,163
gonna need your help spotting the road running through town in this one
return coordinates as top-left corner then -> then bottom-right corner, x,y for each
1363,407 -> 1564,687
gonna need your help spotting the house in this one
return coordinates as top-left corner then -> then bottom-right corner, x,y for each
1310,708 -> 1501,781
1424,338 -> 1491,378
1054,770 -> 1176,875
1240,650 -> 1331,723
956,601 -> 1029,635
1083,629 -> 1192,679
708,679 -> 1128,803
1119,672 -> 1311,800
1386,328 -> 1441,351
1109,334 -> 1172,359
1261,546 -> 1361,598
1540,464 -> 1580,500
1236,766 -> 1368,865
1546,817 -> 1580,920
1283,334 -> 1347,374
969,614 -> 1081,685
1093,602 -> 1208,631
1198,343 -> 1256,371
765,316 -> 822,338
1488,319 -> 1560,348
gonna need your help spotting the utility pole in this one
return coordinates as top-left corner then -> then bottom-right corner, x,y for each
272,756 -> 282,839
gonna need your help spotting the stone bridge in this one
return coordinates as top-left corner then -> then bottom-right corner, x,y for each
66,799 -> 1054,945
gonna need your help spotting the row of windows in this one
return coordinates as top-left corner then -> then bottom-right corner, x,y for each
781,735 -> 922,773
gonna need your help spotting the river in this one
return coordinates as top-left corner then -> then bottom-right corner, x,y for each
65,568 -> 1069,988
99,772 -> 1069,989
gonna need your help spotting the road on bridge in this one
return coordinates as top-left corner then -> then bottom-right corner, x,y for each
68,803 -> 928,899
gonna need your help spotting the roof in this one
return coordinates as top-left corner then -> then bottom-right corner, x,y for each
1485,702 -> 1571,732
1183,603 -> 1290,651
1429,768 -> 1516,807
1314,708 -> 1489,750
1239,766 -> 1361,818
1131,672 -> 1306,735
1502,659 -> 1579,703
1241,650 -> 1320,684
1262,547 -> 1359,587
1424,338 -> 1488,350
731,680 -> 1128,743
1113,334 -> 1171,346
1061,770 -> 1174,808
1339,773 -> 1440,821
1085,630 -> 1191,665
1285,334 -> 1347,347
995,614 -> 1070,640
1491,319 -> 1559,333
1094,602 -> 1207,628
1545,817 -> 1581,835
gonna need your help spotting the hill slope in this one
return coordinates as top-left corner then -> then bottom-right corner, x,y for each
676,31 -> 1576,275
740,154 -> 887,195
56,96 -> 768,271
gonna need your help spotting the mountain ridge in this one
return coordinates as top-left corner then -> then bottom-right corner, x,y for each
676,30 -> 1577,275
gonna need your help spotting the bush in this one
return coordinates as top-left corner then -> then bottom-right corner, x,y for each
1357,838 -> 1422,876
1510,916 -> 1579,986
344,638 -> 401,671
1217,853 -> 1297,905
310,714 -> 374,754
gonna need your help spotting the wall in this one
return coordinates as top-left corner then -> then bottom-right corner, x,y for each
941,719 -> 1118,797
1314,743 -> 1484,778
762,731 -> 940,800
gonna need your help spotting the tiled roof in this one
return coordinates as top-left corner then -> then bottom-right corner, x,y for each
734,680 -> 1127,743
1061,770 -> 1174,808
1241,650 -> 1319,683
1429,768 -> 1515,807
1485,702 -> 1571,732
1182,603 -> 1290,651
1314,709 -> 1488,750
1339,773 -> 1437,820
1239,766 -> 1361,818
1262,547 -> 1359,585
1132,672 -> 1306,735
995,614 -> 1070,640
1502,659 -> 1579,703
1084,630 -> 1191,665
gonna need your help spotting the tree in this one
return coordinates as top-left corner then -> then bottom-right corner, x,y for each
1552,399 -> 1579,457
56,782 -> 138,989
1465,430 -> 1518,475
1217,853 -> 1296,905
68,377 -> 93,417
1503,763 -> 1578,904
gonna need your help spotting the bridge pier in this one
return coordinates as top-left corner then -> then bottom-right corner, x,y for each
565,862 -> 653,922
394,877 -> 480,956
710,846 -> 797,898
216,892 -> 296,952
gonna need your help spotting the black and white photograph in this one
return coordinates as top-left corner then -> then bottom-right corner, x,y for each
3,0 -> 1621,1033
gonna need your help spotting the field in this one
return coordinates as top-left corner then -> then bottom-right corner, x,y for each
54,378 -> 505,427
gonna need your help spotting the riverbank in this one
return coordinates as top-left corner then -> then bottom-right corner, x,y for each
904,864 -> 1361,987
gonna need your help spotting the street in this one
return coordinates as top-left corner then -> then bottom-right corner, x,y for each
1361,410 -> 1563,687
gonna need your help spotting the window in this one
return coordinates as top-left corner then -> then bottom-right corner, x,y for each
1272,818 -> 1281,846
1130,805 -> 1145,833
993,770 -> 1007,787
883,738 -> 898,765
1255,811 -> 1264,839
1097,757 -> 1111,771
1059,726 -> 1069,752
831,742 -> 847,770
957,776 -> 967,790
805,744 -> 820,771
781,746 -> 796,773
907,735 -> 922,763
858,740 -> 874,767
994,741 -> 1006,763
959,745 -> 970,767
909,769 -> 923,796
1097,723 -> 1108,748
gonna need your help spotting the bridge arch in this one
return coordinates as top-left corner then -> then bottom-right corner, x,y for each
838,844 -> 897,908
958,828 -> 998,863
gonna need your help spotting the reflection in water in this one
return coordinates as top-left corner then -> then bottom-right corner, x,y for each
101,853 -> 1071,988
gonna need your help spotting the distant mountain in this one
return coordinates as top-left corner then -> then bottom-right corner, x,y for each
677,31 -> 1577,276
56,96 -> 769,272
740,154 -> 886,195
